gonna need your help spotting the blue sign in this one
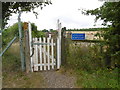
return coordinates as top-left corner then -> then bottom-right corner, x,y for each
71,33 -> 85,40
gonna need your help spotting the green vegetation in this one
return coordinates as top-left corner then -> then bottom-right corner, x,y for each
2,22 -> 46,47
76,68 -> 118,88
42,29 -> 49,32
62,2 -> 120,88
64,41 -> 104,71
2,1 -> 120,88
2,1 -> 52,28
50,29 -> 57,32
32,30 -> 45,38
2,42 -> 21,72
65,28 -> 108,31
2,23 -> 22,47
62,40 -> 119,88
82,2 -> 120,69
2,22 -> 47,88
2,42 -> 46,88
31,23 -> 45,38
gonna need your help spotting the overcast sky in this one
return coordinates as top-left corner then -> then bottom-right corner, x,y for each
7,0 -> 104,30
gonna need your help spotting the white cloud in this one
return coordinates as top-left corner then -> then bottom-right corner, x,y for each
7,0 -> 104,30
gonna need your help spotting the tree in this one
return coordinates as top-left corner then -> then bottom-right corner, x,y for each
42,29 -> 49,32
2,1 -> 52,28
50,29 -> 53,32
2,22 -> 45,46
31,23 -> 45,38
82,2 -> 120,68
2,22 -> 23,46
50,29 -> 57,32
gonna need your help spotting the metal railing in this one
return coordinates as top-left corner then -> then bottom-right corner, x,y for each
0,36 -> 17,57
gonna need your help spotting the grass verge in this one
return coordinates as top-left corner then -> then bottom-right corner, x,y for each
63,41 -> 119,88
2,42 -> 46,88
75,68 -> 119,88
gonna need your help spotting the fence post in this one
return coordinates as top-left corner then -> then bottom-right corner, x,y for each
23,22 -> 31,73
18,11 -> 25,71
61,28 -> 66,65
28,22 -> 33,72
57,19 -> 62,69
0,2 -> 2,89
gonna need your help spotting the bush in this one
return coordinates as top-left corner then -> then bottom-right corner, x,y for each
64,40 -> 104,72
63,39 -> 119,88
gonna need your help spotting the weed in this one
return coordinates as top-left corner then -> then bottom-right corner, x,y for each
63,40 -> 119,88
76,68 -> 119,88
2,42 -> 45,88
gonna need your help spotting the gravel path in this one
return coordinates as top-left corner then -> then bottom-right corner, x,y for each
41,70 -> 76,88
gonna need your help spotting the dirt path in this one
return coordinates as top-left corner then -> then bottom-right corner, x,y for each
41,70 -> 76,88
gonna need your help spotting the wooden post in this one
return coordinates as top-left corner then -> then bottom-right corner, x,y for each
24,30 -> 31,73
23,22 -> 31,73
57,19 -> 62,69
28,22 -> 33,72
61,28 -> 66,65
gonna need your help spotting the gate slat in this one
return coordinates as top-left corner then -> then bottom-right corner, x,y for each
43,37 -> 47,70
34,38 -> 38,71
51,38 -> 54,69
47,38 -> 50,70
39,38 -> 42,70
34,63 -> 56,66
32,38 -> 35,71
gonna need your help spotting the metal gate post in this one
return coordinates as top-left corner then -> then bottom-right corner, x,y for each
18,11 -> 25,71
0,2 -> 2,89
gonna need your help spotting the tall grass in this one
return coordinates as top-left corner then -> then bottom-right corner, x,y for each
2,42 -> 45,88
64,41 -> 104,71
76,68 -> 119,88
63,40 -> 119,88
2,42 -> 21,72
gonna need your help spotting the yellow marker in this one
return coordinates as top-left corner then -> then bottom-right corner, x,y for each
23,22 -> 28,30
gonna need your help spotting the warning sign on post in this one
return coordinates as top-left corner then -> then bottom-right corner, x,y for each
23,22 -> 28,30
71,33 -> 85,40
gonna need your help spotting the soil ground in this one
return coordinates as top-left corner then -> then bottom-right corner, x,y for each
41,70 -> 76,88
2,42 -> 76,88
3,70 -> 76,88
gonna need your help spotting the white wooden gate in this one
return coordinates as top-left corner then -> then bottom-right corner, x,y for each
28,20 -> 62,72
32,37 -> 56,71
